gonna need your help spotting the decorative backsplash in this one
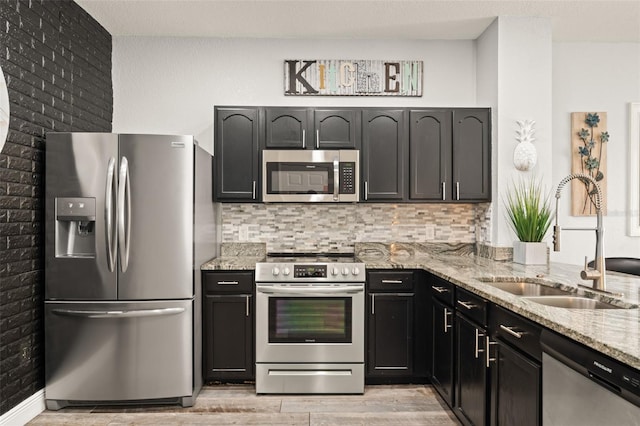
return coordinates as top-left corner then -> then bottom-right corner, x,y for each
221,203 -> 491,253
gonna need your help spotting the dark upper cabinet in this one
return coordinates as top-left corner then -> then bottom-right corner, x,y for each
314,109 -> 360,149
362,109 -> 407,201
203,271 -> 254,382
409,109 -> 451,201
452,109 -> 491,201
265,108 -> 311,149
214,107 -> 260,201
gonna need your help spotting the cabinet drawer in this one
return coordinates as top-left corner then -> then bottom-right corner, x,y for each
456,288 -> 488,326
431,276 -> 455,305
204,272 -> 253,293
367,271 -> 414,291
491,305 -> 541,361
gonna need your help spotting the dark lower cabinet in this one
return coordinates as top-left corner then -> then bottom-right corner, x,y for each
203,271 -> 254,382
456,313 -> 489,426
367,293 -> 414,377
489,305 -> 542,426
432,297 -> 455,406
204,294 -> 253,381
492,342 -> 541,426
366,270 -> 428,383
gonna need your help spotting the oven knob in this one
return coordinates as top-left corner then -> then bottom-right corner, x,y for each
272,267 -> 280,276
283,267 -> 291,276
342,267 -> 349,276
352,267 -> 360,276
331,267 -> 339,276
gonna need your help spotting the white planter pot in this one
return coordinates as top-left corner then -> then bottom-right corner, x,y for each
513,241 -> 548,265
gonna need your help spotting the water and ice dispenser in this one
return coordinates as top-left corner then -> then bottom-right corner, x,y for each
55,197 -> 96,258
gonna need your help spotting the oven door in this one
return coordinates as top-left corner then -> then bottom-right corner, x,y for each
256,283 -> 364,363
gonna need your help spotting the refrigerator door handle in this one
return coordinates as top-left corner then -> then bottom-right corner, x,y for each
51,307 -> 186,319
118,156 -> 131,272
105,157 -> 117,272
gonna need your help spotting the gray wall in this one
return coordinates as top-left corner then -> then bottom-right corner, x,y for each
0,0 -> 112,415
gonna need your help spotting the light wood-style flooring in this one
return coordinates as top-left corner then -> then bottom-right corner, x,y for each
28,384 -> 460,425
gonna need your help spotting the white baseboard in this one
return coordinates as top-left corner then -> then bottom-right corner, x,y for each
0,390 -> 45,426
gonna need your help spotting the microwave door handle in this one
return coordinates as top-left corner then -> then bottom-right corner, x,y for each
333,158 -> 339,201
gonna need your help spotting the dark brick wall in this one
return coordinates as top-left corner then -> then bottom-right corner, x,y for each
0,0 -> 112,415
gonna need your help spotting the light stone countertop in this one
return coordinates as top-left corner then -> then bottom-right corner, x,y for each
201,242 -> 640,370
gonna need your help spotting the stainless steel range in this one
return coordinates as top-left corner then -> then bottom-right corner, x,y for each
255,255 -> 365,394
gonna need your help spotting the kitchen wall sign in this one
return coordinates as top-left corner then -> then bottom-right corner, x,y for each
284,59 -> 423,96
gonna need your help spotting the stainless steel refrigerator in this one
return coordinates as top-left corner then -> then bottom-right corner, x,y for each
44,133 -> 217,410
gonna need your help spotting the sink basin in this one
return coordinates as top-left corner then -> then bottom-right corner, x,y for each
522,296 -> 623,309
476,277 -> 574,296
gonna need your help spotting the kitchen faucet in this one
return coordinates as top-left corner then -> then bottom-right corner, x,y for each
553,173 -> 606,291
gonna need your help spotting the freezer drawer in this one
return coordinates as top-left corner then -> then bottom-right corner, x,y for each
45,300 -> 193,406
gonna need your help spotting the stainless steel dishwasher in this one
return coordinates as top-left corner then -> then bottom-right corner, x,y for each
541,330 -> 640,425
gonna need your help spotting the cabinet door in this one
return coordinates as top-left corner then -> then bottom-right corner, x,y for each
493,342 -> 541,426
204,294 -> 253,381
362,109 -> 406,201
314,109 -> 360,149
432,298 -> 455,406
409,110 -> 451,201
452,109 -> 491,201
265,108 -> 310,148
456,313 -> 489,426
367,293 -> 414,378
214,107 -> 260,201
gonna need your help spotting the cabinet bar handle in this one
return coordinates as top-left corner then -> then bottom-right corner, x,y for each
499,324 -> 524,339
456,182 -> 460,200
302,129 -> 306,148
444,308 -> 452,333
381,280 -> 403,284
371,294 -> 375,315
364,181 -> 368,201
252,181 -> 256,200
217,281 -> 239,285
316,129 -> 320,149
246,295 -> 250,317
442,182 -> 446,201
475,329 -> 485,359
457,300 -> 476,310
486,336 -> 498,367
433,286 -> 449,293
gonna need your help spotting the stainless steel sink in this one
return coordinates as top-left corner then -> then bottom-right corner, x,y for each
476,277 -> 574,296
522,296 -> 623,309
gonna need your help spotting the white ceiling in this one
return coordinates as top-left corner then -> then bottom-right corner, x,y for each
75,0 -> 640,42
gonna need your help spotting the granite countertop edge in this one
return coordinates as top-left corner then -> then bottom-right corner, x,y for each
201,252 -> 640,370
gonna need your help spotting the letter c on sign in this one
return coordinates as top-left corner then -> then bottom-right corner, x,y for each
340,62 -> 355,87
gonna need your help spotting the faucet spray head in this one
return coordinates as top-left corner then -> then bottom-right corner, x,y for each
553,225 -> 561,251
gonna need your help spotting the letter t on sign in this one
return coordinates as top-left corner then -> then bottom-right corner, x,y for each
285,60 -> 319,94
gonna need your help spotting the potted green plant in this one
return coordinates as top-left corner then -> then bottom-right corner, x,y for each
504,178 -> 553,265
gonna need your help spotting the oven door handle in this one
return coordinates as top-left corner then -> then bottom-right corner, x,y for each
256,285 -> 363,295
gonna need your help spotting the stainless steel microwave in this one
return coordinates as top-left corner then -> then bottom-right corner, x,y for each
262,150 -> 359,202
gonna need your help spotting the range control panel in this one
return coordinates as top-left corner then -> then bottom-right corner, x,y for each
255,262 -> 366,283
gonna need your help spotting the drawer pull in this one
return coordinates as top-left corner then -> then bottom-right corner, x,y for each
433,286 -> 449,293
381,280 -> 404,284
499,324 -> 524,339
486,336 -> 498,367
217,281 -> 239,285
457,300 -> 476,310
444,308 -> 452,333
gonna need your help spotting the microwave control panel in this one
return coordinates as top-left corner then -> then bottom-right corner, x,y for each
339,162 -> 356,194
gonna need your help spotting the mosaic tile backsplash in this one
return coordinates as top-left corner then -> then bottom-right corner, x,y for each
222,203 -> 491,253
